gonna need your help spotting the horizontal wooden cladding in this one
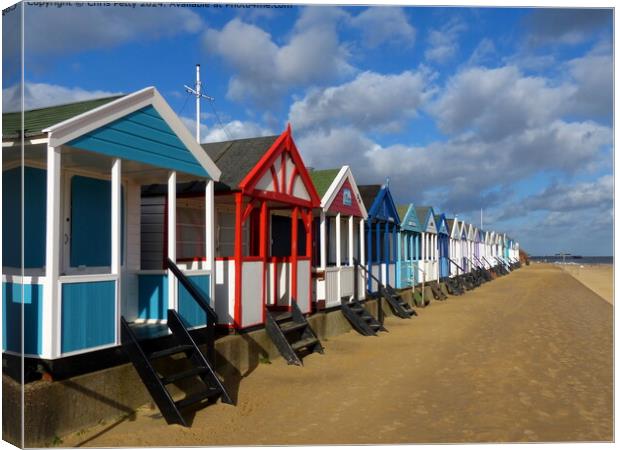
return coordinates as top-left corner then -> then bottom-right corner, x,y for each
68,105 -> 208,178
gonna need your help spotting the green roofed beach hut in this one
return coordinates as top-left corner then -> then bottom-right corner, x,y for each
2,87 -> 222,372
309,166 -> 368,309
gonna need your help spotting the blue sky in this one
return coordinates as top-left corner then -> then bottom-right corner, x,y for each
2,3 -> 613,255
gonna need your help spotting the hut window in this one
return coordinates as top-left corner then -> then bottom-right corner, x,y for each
215,209 -> 250,258
177,197 -> 205,260
217,211 -> 236,257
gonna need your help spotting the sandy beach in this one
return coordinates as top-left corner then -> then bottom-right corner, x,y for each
60,264 -> 613,446
558,263 -> 613,305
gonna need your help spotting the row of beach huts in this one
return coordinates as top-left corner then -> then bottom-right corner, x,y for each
2,87 -> 521,426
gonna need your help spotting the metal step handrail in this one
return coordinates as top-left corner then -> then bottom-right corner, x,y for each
482,256 -> 496,268
352,258 -> 385,323
166,258 -> 217,323
448,257 -> 466,273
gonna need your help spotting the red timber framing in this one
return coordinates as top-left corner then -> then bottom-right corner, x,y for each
225,126 -> 320,329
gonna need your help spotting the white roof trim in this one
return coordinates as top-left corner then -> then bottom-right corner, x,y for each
320,165 -> 368,219
43,86 -> 221,181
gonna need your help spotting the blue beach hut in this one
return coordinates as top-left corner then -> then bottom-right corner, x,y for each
395,204 -> 422,288
359,183 -> 400,293
2,87 -> 221,375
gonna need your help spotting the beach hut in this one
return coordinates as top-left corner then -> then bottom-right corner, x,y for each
414,206 -> 439,282
474,228 -> 482,265
395,204 -> 422,288
458,221 -> 469,273
309,166 -> 368,309
465,223 -> 476,272
446,218 -> 461,276
196,128 -> 320,328
359,183 -> 400,293
2,88 -> 224,376
435,213 -> 450,279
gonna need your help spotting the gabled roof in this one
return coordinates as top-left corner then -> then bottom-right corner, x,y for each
359,183 -> 399,224
435,213 -> 448,235
459,221 -> 468,240
3,95 -> 123,139
446,218 -> 460,238
202,135 -> 279,191
42,87 -> 221,180
397,204 -> 421,232
312,166 -> 367,218
415,206 -> 437,233
309,168 -> 340,198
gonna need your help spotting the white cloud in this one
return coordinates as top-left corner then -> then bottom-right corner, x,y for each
3,82 -> 121,112
203,16 -> 353,106
288,69 -> 433,132
24,4 -> 203,54
425,18 -> 467,64
350,7 -> 416,48
566,49 -> 612,119
430,65 -> 575,140
521,175 -> 613,213
467,38 -> 496,66
295,118 -> 611,215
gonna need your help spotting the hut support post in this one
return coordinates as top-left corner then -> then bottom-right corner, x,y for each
43,145 -> 61,359
111,159 -> 122,344
366,221 -> 372,291
291,207 -> 299,303
319,211 -> 327,270
234,192 -> 242,326
348,216 -> 354,267
260,200 -> 267,321
383,222 -> 389,284
335,212 -> 341,268
167,171 -> 177,311
359,219 -> 365,265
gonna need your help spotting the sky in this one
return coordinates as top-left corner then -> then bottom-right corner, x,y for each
2,2 -> 614,256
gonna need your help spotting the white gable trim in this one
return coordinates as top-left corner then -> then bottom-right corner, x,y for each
43,87 -> 221,181
321,165 -> 368,219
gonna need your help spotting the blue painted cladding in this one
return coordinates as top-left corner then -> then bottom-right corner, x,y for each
178,275 -> 210,328
138,274 -> 168,320
61,281 -> 116,353
2,282 -> 43,354
68,106 -> 208,178
70,176 -> 124,267
2,167 -> 47,268
396,261 -> 413,288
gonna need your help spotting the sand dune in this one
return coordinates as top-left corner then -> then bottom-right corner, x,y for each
61,264 -> 613,446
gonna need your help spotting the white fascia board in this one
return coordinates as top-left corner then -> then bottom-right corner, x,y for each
44,86 -> 155,146
43,86 -> 221,182
321,165 -> 368,219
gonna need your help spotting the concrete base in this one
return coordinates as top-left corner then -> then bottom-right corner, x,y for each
3,297 -> 396,447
